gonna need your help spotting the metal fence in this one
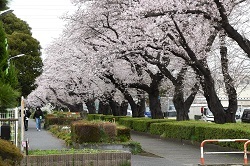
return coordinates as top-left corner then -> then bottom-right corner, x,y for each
0,108 -> 19,146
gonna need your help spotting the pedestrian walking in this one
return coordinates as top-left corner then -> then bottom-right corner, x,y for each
33,106 -> 44,131
24,107 -> 31,131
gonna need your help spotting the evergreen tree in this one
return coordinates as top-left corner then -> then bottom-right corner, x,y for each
0,21 -> 20,109
2,13 -> 43,97
0,0 -> 8,11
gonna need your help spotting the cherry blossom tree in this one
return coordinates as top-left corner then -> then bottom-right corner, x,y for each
64,0 -> 166,118
27,0 -> 250,123
135,0 -> 249,123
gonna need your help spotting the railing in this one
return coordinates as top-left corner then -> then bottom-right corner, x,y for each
0,108 -> 19,146
200,139 -> 249,165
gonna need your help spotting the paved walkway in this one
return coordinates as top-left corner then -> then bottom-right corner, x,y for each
23,119 -> 67,150
22,120 -> 246,165
131,131 -> 244,166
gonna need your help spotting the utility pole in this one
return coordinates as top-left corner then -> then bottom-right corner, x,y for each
20,96 -> 24,151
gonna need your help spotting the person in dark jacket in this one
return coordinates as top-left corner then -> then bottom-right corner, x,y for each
33,106 -> 44,131
24,107 -> 31,131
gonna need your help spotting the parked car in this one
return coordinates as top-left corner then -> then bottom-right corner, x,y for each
201,107 -> 214,122
144,107 -> 151,118
164,105 -> 177,118
127,109 -> 132,117
165,110 -> 177,117
241,109 -> 250,123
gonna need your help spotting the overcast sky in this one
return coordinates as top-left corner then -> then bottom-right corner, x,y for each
9,0 -> 77,56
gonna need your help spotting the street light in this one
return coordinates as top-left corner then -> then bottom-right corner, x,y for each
7,54 -> 25,67
0,9 -> 14,16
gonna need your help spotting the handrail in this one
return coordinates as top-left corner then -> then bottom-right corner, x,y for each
200,139 -> 249,165
244,140 -> 250,164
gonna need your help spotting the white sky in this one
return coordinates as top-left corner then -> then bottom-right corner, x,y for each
9,0 -> 77,57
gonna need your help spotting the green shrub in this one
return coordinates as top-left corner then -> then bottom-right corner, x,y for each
104,115 -> 115,122
0,139 -> 23,165
116,126 -> 131,142
93,114 -> 105,121
87,114 -> 96,121
118,117 -> 134,129
71,120 -> 101,143
48,125 -> 72,146
127,141 -> 142,154
132,119 -> 171,132
44,116 -> 80,129
150,122 -> 168,135
99,122 -> 116,141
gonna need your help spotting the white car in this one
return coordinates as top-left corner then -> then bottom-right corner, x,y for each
127,109 -> 132,117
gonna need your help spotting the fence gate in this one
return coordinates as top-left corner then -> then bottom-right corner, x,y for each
0,108 -> 19,146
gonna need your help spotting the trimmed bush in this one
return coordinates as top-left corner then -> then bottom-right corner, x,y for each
103,115 -> 115,122
150,122 -> 169,135
87,114 -> 96,121
44,116 -> 80,129
132,119 -> 172,132
99,122 -> 116,141
118,117 -> 135,129
71,120 -> 101,143
116,126 -> 131,142
92,114 -> 105,121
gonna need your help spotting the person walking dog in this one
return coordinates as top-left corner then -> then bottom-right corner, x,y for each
33,106 -> 44,131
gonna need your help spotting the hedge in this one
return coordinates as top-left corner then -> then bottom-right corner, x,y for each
86,114 -> 250,150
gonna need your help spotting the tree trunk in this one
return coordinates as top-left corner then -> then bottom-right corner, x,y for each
67,103 -> 83,112
220,31 -> 237,122
201,74 -> 226,124
214,0 -> 250,57
98,101 -> 112,115
137,96 -> 146,117
98,101 -> 104,114
85,99 -> 96,114
103,73 -> 140,117
172,66 -> 190,121
173,88 -> 189,121
120,101 -> 128,116
109,99 -> 120,116
148,88 -> 164,119
102,105 -> 112,115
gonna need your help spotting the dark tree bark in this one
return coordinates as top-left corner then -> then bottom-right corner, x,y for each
170,17 -> 230,123
141,1 -> 242,123
213,0 -> 250,57
172,67 -> 189,120
109,99 -> 120,116
108,100 -> 129,116
148,87 -> 163,119
129,71 -> 164,119
67,103 -> 83,112
199,73 -> 227,123
144,1 -> 250,57
143,52 -> 199,121
98,100 -> 112,115
85,99 -> 96,114
219,31 -> 237,122
120,101 -> 128,116
137,94 -> 146,117
98,101 -> 104,114
103,73 -> 145,117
